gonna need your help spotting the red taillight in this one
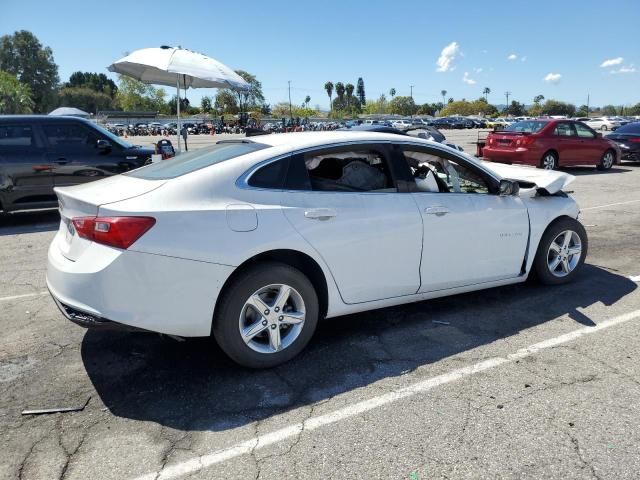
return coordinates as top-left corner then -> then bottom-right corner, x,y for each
72,216 -> 156,249
516,135 -> 535,147
629,138 -> 640,143
487,135 -> 494,145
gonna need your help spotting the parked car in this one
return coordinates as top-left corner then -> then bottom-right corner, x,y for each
482,119 -> 620,170
0,116 -> 154,213
485,118 -> 509,129
391,119 -> 412,129
584,117 -> 622,131
606,122 -> 640,162
48,131 -> 587,368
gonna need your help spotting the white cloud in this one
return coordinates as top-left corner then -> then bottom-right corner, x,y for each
544,73 -> 562,84
610,64 -> 636,74
521,56 -> 527,62
508,54 -> 518,61
463,72 -> 476,85
600,57 -> 624,68
436,42 -> 461,72
474,67 -> 483,73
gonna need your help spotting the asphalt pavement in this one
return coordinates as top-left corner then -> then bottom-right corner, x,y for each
1,134 -> 640,480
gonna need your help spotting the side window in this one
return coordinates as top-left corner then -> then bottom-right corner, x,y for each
303,146 -> 396,192
247,158 -> 288,189
554,123 -> 576,137
0,124 -> 33,148
42,124 -> 99,149
403,148 -> 491,194
574,123 -> 596,139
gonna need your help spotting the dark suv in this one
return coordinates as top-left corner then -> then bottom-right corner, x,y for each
0,116 -> 154,213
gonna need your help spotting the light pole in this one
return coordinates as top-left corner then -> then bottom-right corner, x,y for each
505,91 -> 512,112
288,80 -> 293,122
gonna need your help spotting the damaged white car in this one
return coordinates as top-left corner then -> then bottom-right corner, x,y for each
47,132 -> 587,368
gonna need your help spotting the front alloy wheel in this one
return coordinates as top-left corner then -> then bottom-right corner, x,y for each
541,152 -> 558,170
547,230 -> 582,278
533,217 -> 588,285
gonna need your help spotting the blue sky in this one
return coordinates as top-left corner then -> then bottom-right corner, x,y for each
3,0 -> 639,109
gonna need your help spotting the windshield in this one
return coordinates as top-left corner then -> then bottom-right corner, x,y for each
94,123 -> 134,148
126,141 -> 268,180
614,122 -> 640,134
504,121 -> 547,133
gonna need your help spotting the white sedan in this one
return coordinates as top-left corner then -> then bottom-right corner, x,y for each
47,132 -> 587,368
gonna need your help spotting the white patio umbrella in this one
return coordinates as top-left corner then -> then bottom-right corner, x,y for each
108,46 -> 249,151
49,107 -> 90,117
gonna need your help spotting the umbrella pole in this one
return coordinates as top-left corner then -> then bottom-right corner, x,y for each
176,75 -> 182,153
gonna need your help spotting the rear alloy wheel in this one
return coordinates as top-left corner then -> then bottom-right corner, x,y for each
540,151 -> 558,170
213,261 -> 319,368
600,125 -> 608,131
597,150 -> 615,171
533,218 -> 588,285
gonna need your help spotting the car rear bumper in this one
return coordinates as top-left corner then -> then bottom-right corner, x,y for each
481,147 -> 536,165
47,232 -> 235,336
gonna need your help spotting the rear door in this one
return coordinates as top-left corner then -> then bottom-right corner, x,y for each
574,122 -> 603,164
553,122 -> 580,164
42,121 -> 122,187
280,143 -> 424,304
0,122 -> 53,211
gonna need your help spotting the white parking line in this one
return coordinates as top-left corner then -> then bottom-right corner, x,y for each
131,308 -> 640,480
581,199 -> 640,211
0,292 -> 48,302
630,275 -> 640,283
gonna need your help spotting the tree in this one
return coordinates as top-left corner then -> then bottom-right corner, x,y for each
214,89 -> 239,114
66,72 -> 117,98
324,81 -> 333,111
601,105 -> 617,116
0,30 -> 59,112
388,96 -> 416,116
534,99 -> 576,117
389,88 -> 396,98
627,103 -> 640,116
214,70 -> 264,116
115,75 -> 167,112
168,96 -> 191,115
356,77 -> 366,105
363,94 -> 388,114
533,94 -> 545,105
441,90 -> 447,106
0,71 -> 34,113
440,98 -> 497,117
335,82 -> 345,101
272,101 -> 318,119
416,103 -> 437,116
56,87 -> 113,113
345,83 -> 355,105
260,103 -> 272,115
304,95 -> 311,108
448,97 -> 454,104
504,100 -> 526,116
200,96 -> 212,113
576,105 -> 589,117
482,87 -> 491,102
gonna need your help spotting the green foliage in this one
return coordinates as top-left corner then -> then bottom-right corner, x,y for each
388,96 -> 416,116
200,95 -> 212,113
0,30 -> 59,112
115,75 -> 168,113
271,101 -> 317,118
440,98 -> 497,116
533,94 -> 545,104
363,94 -> 388,114
0,70 -> 34,113
168,96 -> 191,115
214,89 -> 239,114
214,70 -> 264,114
416,103 -> 438,116
66,72 -> 117,98
335,82 -> 345,100
57,87 -> 113,114
533,99 -> 576,117
389,88 -> 396,98
600,105 -> 617,116
576,105 -> 589,117
627,103 -> 640,116
324,81 -> 334,110
504,100 -> 526,116
356,77 -> 366,105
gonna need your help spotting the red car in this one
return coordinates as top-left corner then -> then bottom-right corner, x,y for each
483,119 -> 620,170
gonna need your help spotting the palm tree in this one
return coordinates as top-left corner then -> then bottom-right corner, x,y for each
533,94 -> 545,104
324,81 -> 334,111
305,95 -> 311,108
345,83 -> 355,106
441,90 -> 447,106
389,88 -> 396,98
482,87 -> 491,102
335,82 -> 345,101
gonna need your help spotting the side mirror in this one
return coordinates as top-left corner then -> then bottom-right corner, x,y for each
97,139 -> 112,151
499,179 -> 520,196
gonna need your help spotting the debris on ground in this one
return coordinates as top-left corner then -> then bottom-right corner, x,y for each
22,396 -> 91,416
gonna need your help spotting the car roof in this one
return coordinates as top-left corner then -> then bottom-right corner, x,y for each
0,115 -> 93,124
249,131 -> 431,150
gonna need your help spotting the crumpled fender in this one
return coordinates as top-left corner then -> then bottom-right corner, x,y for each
479,161 -> 575,194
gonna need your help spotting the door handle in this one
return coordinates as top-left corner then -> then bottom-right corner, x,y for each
425,206 -> 449,216
304,208 -> 337,220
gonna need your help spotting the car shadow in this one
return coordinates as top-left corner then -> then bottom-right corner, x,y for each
82,265 -> 636,432
562,166 -> 633,176
0,210 -> 59,236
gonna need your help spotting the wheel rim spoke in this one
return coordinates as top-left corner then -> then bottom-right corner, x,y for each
280,311 -> 305,325
273,285 -> 291,311
549,242 -> 561,254
561,258 -> 570,274
568,246 -> 581,256
549,256 -> 561,271
248,294 -> 270,315
562,231 -> 572,249
268,325 -> 281,351
242,320 -> 268,344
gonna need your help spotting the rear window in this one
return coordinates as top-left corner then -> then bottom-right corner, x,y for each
504,121 -> 547,133
127,141 -> 268,179
614,122 -> 640,134
0,124 -> 33,147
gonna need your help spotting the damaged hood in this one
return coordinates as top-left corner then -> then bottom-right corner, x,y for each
480,161 -> 575,194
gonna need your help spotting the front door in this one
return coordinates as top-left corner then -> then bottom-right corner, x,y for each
280,143 -> 424,304
398,145 -> 530,292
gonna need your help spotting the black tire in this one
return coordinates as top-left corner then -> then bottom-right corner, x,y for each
596,149 -> 615,171
533,217 -> 588,285
213,261 -> 319,368
539,151 -> 558,170
601,125 -> 608,131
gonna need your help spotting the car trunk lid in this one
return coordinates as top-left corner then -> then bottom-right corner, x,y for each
55,175 -> 166,261
488,131 -> 531,149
